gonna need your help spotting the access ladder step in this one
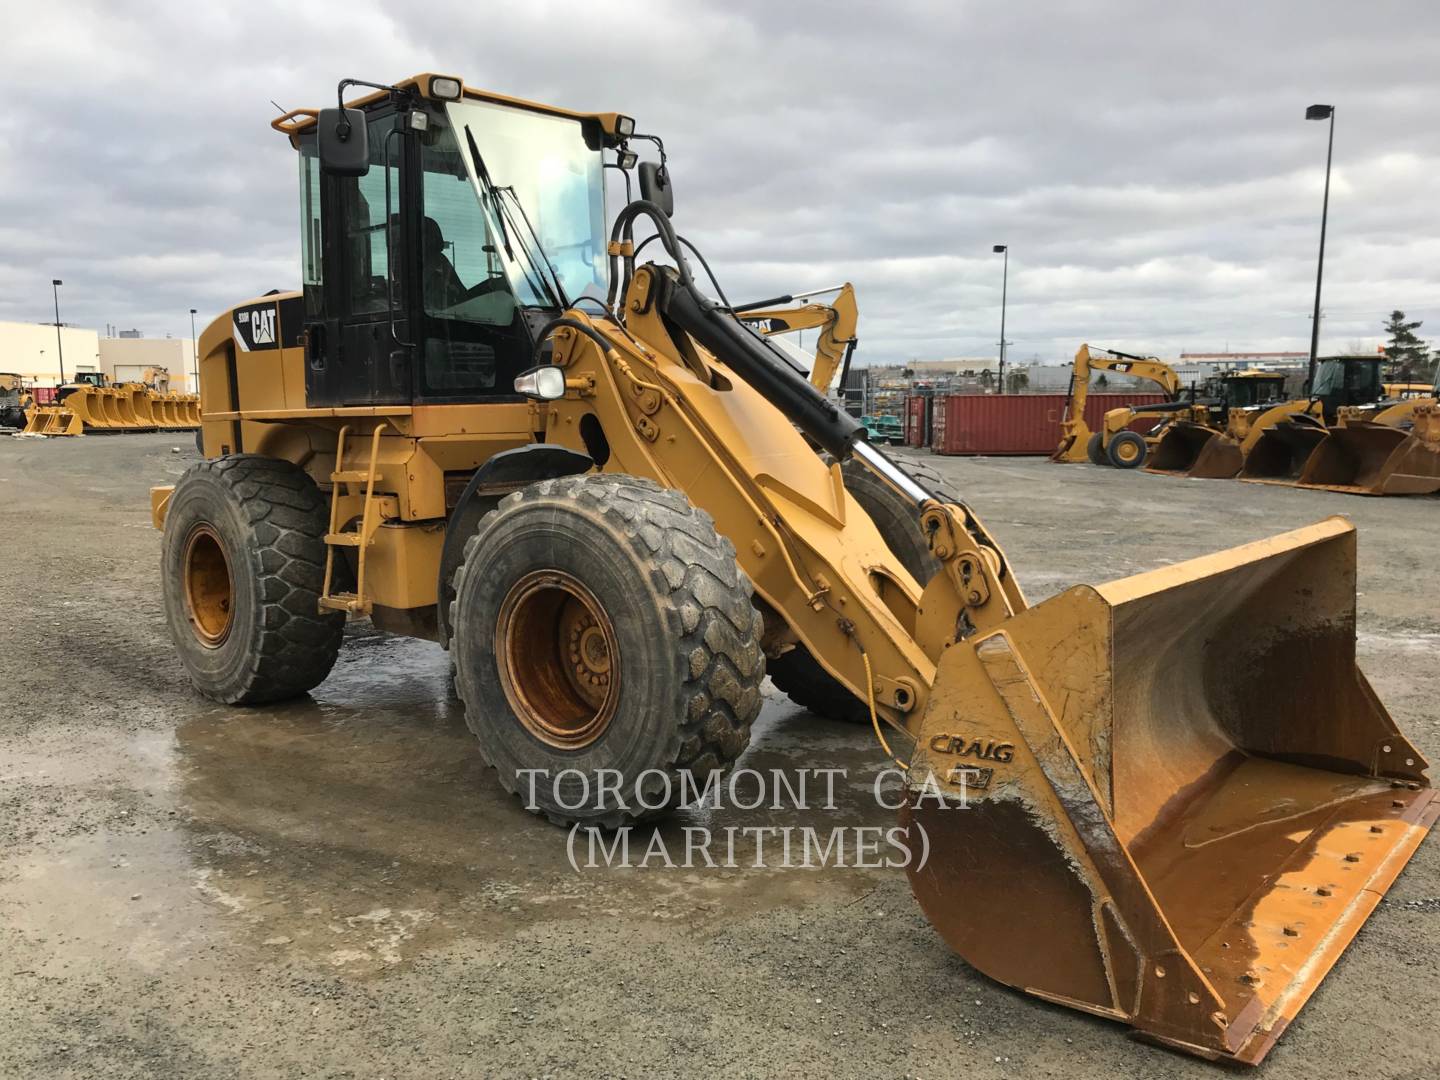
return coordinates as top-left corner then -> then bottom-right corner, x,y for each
324,532 -> 367,547
330,470 -> 372,483
318,592 -> 370,614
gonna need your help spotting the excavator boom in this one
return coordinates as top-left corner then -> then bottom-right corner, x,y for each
1051,344 -> 1183,464
735,283 -> 858,394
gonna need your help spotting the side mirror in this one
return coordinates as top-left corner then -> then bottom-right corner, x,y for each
638,162 -> 673,217
317,107 -> 370,176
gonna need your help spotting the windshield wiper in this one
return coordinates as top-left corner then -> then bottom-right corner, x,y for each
497,186 -> 570,310
463,125 -> 514,262
464,124 -> 564,309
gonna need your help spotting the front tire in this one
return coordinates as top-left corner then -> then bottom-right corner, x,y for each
1107,430 -> 1147,469
1086,432 -> 1106,465
161,455 -> 345,704
451,474 -> 765,828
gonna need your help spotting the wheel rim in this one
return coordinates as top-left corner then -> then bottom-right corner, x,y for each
1116,439 -> 1141,465
182,523 -> 234,647
494,570 -> 620,749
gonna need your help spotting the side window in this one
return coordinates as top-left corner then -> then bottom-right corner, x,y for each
414,117 -> 526,396
298,145 -> 322,318
339,114 -> 401,317
420,129 -> 514,326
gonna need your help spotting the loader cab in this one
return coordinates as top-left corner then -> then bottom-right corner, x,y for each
1311,356 -> 1384,420
299,84 -> 613,408
1219,372 -> 1287,410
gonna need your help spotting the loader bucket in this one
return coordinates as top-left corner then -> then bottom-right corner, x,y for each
1238,416 -> 1328,483
903,517 -> 1435,1065
1299,416 -> 1440,496
128,387 -> 157,427
1144,422 -> 1217,475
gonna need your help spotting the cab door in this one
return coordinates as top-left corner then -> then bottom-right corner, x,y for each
304,108 -> 414,407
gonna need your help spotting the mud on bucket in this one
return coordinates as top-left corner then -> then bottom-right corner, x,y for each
901,517 -> 1436,1065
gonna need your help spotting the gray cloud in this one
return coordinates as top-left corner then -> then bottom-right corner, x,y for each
2,0 -> 1436,365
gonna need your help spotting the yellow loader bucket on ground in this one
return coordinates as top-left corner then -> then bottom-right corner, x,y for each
21,406 -> 83,436
1299,407 -> 1440,496
1144,421 -> 1224,476
1238,414 -> 1328,484
903,518 -> 1435,1065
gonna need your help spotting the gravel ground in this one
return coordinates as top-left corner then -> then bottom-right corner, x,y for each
1,432 -> 1436,1079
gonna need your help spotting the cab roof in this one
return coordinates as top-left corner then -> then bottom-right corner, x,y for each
271,73 -> 631,147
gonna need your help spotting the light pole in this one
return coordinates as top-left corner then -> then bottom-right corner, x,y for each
189,308 -> 199,391
1305,104 -> 1335,393
993,244 -> 1008,393
51,279 -> 65,383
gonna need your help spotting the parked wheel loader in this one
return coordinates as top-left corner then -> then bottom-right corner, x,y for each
1239,356 -> 1386,484
0,372 -> 31,429
1144,371 -> 1293,477
1296,382 -> 1440,496
151,74 -> 1436,1066
1050,344 -> 1189,469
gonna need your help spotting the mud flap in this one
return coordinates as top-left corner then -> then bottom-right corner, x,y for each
1299,419 -> 1440,496
901,518 -> 1436,1065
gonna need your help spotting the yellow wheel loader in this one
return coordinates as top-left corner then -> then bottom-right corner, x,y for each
735,283 -> 858,395
1145,371 -> 1293,477
1239,356 -> 1386,485
1049,344 -> 1188,469
1297,386 -> 1440,496
150,74 -> 1435,1066
0,372 -> 32,429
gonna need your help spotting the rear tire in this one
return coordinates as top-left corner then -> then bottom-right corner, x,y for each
1107,430 -> 1147,469
161,455 -> 345,704
1086,432 -> 1106,465
768,450 -> 956,724
450,474 -> 765,828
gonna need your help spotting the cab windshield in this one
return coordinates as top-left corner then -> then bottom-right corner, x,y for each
444,99 -> 607,307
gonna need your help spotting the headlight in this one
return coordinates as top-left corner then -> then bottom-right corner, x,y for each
615,115 -> 635,138
616,149 -> 637,170
430,76 -> 462,100
514,365 -> 567,401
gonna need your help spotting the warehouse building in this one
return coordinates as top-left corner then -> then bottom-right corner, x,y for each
0,320 -> 195,391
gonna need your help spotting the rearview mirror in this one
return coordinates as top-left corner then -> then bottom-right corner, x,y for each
638,162 -> 673,217
317,107 -> 370,176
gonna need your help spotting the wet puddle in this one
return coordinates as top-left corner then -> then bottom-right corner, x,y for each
4,628 -> 908,976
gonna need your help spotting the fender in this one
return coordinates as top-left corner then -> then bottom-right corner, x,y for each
435,444 -> 594,646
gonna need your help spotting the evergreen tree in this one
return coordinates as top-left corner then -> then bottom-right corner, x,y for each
1382,310 -> 1427,382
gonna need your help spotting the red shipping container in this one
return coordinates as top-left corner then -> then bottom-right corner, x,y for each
930,393 -> 1167,455
904,395 -> 929,448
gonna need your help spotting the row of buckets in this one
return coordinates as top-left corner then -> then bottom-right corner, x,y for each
904,392 -> 1166,455
22,384 -> 201,436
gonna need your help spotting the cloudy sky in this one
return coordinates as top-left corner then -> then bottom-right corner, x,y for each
2,1 -> 1437,366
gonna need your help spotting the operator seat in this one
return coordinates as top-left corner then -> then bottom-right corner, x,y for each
422,215 -> 467,310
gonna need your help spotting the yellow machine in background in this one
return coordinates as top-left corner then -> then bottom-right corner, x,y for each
1296,380 -> 1440,495
22,369 -> 199,436
1050,344 -> 1185,469
1145,371 -> 1292,477
0,372 -> 32,429
149,74 -> 1434,1066
1232,356 -> 1386,485
735,284 -> 858,395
